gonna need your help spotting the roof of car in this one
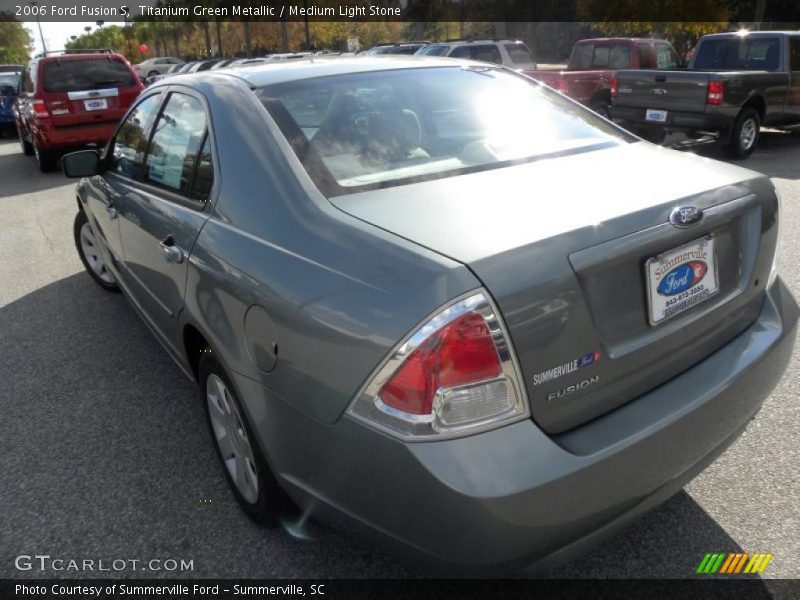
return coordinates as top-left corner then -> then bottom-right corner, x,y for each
201,55 -> 482,87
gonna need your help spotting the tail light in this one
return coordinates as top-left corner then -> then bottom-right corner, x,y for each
33,99 -> 50,119
610,76 -> 619,99
707,81 -> 724,105
347,291 -> 529,439
555,77 -> 569,93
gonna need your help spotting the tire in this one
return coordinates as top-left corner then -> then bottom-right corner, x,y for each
200,350 -> 294,525
590,100 -> 611,120
147,70 -> 159,78
33,140 -> 56,172
73,211 -> 120,292
19,130 -> 34,156
726,107 -> 760,159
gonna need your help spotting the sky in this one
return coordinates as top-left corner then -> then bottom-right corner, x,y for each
25,22 -> 107,56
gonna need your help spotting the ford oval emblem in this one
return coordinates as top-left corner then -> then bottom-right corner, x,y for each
657,261 -> 708,296
669,206 -> 703,228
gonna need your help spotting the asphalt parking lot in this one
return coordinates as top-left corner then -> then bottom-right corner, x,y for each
0,131 -> 799,580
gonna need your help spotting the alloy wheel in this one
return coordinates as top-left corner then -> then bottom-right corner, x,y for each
739,118 -> 757,151
206,374 -> 260,504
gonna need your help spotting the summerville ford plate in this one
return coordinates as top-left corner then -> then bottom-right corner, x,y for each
645,235 -> 719,325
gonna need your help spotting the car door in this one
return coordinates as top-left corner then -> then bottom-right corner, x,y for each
90,92 -> 164,270
118,89 -> 216,351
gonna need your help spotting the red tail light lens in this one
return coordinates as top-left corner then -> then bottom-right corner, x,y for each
33,99 -> 50,119
348,292 -> 529,439
378,312 -> 502,415
707,81 -> 724,105
610,76 -> 619,99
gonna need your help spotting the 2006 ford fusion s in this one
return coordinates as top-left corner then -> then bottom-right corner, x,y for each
63,56 -> 797,572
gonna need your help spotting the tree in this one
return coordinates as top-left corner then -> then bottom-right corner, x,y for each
0,21 -> 33,63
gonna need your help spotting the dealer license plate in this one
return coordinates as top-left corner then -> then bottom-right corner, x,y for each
645,235 -> 719,325
84,98 -> 108,111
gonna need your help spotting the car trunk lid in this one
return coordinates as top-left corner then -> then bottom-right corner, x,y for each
330,142 -> 776,433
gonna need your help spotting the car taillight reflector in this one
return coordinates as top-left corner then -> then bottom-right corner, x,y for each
33,99 -> 50,119
610,76 -> 619,98
348,291 -> 529,440
378,311 -> 502,415
707,81 -> 724,105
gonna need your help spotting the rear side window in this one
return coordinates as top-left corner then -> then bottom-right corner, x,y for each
110,93 -> 162,180
448,46 -> 473,59
473,45 -> 502,65
42,58 -> 136,93
655,44 -> 680,69
504,44 -> 534,64
189,136 -> 214,202
416,45 -> 450,57
144,93 -> 208,197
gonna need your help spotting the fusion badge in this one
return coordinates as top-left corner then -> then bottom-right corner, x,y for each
532,351 -> 600,386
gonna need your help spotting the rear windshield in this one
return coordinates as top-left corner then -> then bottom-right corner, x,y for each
570,43 -> 631,69
0,73 -> 20,89
42,58 -> 136,93
693,37 -> 781,70
257,66 -> 631,196
504,43 -> 535,63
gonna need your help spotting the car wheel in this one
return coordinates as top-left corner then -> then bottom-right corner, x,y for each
200,351 -> 294,525
727,108 -> 760,159
590,100 -> 610,120
33,140 -> 56,172
74,211 -> 120,292
19,130 -> 34,156
148,70 -> 159,78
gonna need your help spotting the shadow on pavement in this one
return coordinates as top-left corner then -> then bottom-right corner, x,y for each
0,137 -> 73,198
1,273 -> 772,581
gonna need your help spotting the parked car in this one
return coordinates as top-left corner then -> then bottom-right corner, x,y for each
187,59 -> 224,72
62,56 -> 797,573
133,57 -> 184,79
15,50 -> 143,171
416,39 -> 536,69
611,31 -> 800,158
523,38 -> 682,118
0,71 -> 20,136
210,58 -> 237,69
366,42 -> 429,55
144,63 -> 185,85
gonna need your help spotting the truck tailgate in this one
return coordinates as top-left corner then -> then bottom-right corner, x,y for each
615,70 -> 711,112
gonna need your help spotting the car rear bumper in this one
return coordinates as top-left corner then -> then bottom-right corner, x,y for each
611,105 -> 732,133
33,121 -> 117,150
233,278 -> 798,573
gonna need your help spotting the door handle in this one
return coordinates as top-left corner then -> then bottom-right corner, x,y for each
106,204 -> 118,220
159,235 -> 185,264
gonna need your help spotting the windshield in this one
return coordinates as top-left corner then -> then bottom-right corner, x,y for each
43,58 -> 135,92
258,66 -> 632,196
693,37 -> 780,70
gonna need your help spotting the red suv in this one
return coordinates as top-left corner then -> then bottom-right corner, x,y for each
15,50 -> 143,171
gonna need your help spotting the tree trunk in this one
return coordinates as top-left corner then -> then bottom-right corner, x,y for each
280,21 -> 288,52
243,22 -> 252,57
215,20 -> 223,56
203,22 -> 212,57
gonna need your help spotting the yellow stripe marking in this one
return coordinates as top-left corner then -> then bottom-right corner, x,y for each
744,555 -> 760,573
758,554 -> 773,574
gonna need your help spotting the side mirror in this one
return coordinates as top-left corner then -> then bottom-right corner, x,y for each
62,150 -> 100,178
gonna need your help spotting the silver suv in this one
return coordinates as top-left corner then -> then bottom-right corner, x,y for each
415,39 -> 536,69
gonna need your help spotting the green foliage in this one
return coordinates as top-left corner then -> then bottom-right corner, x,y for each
0,20 -> 33,64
